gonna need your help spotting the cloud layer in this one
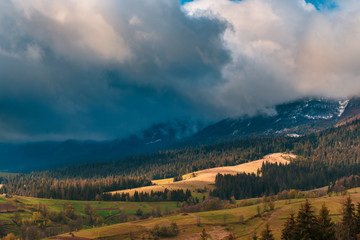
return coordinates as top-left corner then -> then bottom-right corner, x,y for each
185,0 -> 360,116
0,0 -> 360,141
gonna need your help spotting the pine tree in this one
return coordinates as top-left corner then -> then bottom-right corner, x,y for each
200,228 -> 208,240
252,231 -> 258,240
293,199 -> 319,239
317,203 -> 335,240
355,202 -> 360,234
340,195 -> 357,240
281,213 -> 295,240
0,221 -> 7,238
227,232 -> 237,240
260,223 -> 274,240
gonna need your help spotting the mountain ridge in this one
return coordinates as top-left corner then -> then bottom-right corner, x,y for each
1,97 -> 360,172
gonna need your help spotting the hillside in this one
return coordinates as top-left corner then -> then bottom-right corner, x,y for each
110,153 -> 293,196
49,189 -> 360,240
190,98 -> 350,144
0,195 -> 180,239
5,119 -> 360,203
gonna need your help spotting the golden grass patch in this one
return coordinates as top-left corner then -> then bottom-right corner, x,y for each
111,153 -> 294,196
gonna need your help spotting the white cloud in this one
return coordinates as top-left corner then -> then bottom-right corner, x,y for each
184,0 -> 360,116
9,0 -> 132,63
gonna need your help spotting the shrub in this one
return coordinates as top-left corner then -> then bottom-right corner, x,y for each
151,222 -> 179,238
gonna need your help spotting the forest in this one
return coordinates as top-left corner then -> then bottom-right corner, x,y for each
2,120 -> 360,201
211,161 -> 360,200
0,175 -> 151,201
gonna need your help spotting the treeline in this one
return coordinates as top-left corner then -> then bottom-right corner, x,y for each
102,189 -> 192,202
43,137 -> 296,180
328,175 -> 360,193
1,174 -> 151,201
43,120 -> 360,181
281,196 -> 360,239
211,161 -> 360,200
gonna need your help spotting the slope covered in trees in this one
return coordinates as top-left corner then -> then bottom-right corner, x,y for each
46,120 -> 360,180
2,120 -> 360,201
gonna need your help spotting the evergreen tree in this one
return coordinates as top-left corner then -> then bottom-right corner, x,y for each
355,202 -> 360,234
0,221 -> 6,238
227,232 -> 237,240
252,232 -> 258,240
317,203 -> 335,240
340,195 -> 357,240
260,223 -> 274,240
281,213 -> 295,240
200,228 -> 208,240
293,199 -> 319,239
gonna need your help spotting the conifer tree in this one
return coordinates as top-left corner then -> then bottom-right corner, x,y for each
317,203 -> 335,240
293,199 -> 319,239
340,195 -> 357,240
252,231 -> 258,240
227,232 -> 237,240
200,228 -> 208,240
355,202 -> 360,234
260,223 -> 274,240
281,213 -> 295,240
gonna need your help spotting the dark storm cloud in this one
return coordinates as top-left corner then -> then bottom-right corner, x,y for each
0,0 -> 229,141
2,0 -> 360,142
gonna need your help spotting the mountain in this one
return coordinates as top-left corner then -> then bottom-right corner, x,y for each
1,97 -> 360,173
188,98 -> 351,144
0,120 -> 203,172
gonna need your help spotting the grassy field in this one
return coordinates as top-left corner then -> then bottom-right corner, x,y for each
14,197 -> 179,216
51,188 -> 360,240
0,195 -> 181,236
111,153 -> 294,196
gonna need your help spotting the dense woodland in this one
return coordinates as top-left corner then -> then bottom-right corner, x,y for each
45,119 -> 360,180
2,120 -> 360,201
211,162 -> 360,200
0,175 -> 151,201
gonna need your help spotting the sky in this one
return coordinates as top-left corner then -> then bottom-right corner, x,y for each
0,0 -> 360,142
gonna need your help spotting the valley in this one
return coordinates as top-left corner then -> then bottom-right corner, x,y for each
2,102 -> 360,239
2,1 -> 360,239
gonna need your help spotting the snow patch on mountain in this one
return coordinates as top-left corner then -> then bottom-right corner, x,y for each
287,133 -> 301,138
304,114 -> 334,120
338,99 -> 349,117
146,139 -> 162,145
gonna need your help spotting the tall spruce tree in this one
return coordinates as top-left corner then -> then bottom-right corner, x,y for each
281,213 -> 295,240
340,196 -> 357,240
317,203 -> 335,240
260,223 -> 274,240
200,228 -> 208,240
355,202 -> 360,234
293,199 -> 319,239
